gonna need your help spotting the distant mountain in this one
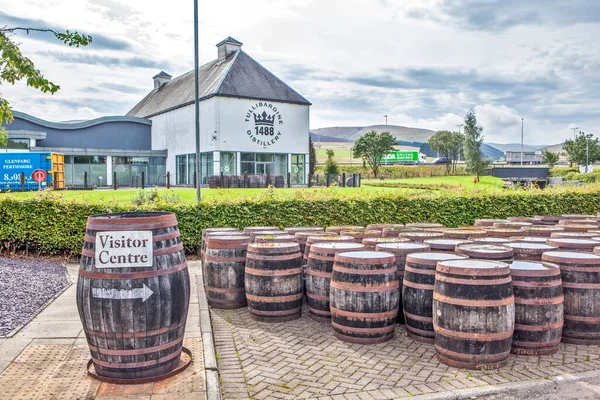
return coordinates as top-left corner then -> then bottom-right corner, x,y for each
309,132 -> 352,143
311,125 -> 435,143
481,143 -> 505,160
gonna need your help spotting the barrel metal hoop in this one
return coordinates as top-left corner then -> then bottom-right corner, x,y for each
305,269 -> 332,278
435,345 -> 510,363
331,320 -> 396,334
89,336 -> 184,356
562,282 -> 600,289
330,281 -> 399,292
308,306 -> 331,315
404,311 -> 433,323
434,325 -> 513,341
205,242 -> 250,249
405,266 -> 436,275
87,346 -> 191,385
92,346 -> 182,368
205,286 -> 245,293
514,296 -> 564,305
334,254 -> 395,265
245,293 -> 303,303
435,275 -> 512,285
87,220 -> 177,231
512,338 -> 562,347
511,279 -> 562,288
333,265 -> 397,275
153,243 -> 184,257
559,265 -> 600,272
306,292 -> 329,301
78,262 -> 188,280
433,293 -> 515,307
246,253 -> 301,261
248,306 -> 302,316
436,264 -> 510,276
564,314 -> 600,323
245,267 -> 303,276
330,306 -> 398,319
84,321 -> 185,339
514,321 -> 564,331
307,253 -> 336,261
204,254 -> 246,263
402,280 -> 434,290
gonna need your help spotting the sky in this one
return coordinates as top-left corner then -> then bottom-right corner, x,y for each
2,0 -> 600,144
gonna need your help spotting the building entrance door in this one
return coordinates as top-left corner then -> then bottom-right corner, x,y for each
256,162 -> 273,176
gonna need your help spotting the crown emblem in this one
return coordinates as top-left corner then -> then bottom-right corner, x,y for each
253,111 -> 275,126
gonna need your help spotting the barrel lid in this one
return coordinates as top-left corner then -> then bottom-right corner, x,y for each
406,252 -> 466,265
562,214 -> 596,219
443,229 -> 487,235
423,239 -> 472,250
437,259 -> 509,274
341,230 -> 381,236
311,242 -> 365,251
255,234 -> 296,240
535,215 -> 561,222
509,236 -> 548,243
509,261 -> 561,275
493,221 -> 533,228
284,226 -> 323,233
508,217 -> 537,223
307,235 -> 353,243
560,224 -> 598,229
547,238 -> 599,246
551,232 -> 599,238
334,250 -> 396,264
475,219 -> 504,225
473,237 -> 511,244
593,237 -> 600,242
203,227 -> 238,234
522,225 -> 564,232
456,243 -> 514,258
367,223 -> 404,230
487,228 -> 522,233
248,242 -> 300,250
244,226 -> 279,232
363,237 -> 410,245
400,232 -> 444,238
207,235 -> 251,242
506,242 -> 557,250
295,231 -> 333,239
376,242 -> 430,251
542,251 -> 600,264
205,231 -> 245,237
406,223 -> 444,228
326,225 -> 364,231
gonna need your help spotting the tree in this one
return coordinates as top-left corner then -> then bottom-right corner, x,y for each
541,150 -> 559,168
0,126 -> 7,148
353,131 -> 397,177
1,27 -> 92,125
308,138 -> 316,178
563,132 -> 600,167
324,149 -> 339,179
449,131 -> 464,174
463,109 -> 487,179
428,130 -> 452,174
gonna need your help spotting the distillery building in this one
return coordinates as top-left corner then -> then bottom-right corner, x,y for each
127,36 -> 311,186
2,36 -> 311,187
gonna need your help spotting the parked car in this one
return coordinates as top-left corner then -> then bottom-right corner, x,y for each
431,157 -> 451,165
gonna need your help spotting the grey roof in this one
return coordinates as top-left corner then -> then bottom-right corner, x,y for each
12,110 -> 151,129
153,70 -> 172,79
216,36 -> 243,47
127,50 -> 311,118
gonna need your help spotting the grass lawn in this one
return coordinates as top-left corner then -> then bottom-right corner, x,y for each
362,175 -> 505,191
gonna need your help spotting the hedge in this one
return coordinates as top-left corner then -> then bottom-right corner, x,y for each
1,186 -> 600,257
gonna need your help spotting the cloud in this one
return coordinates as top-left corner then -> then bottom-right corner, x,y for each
0,11 -> 132,50
35,50 -> 172,70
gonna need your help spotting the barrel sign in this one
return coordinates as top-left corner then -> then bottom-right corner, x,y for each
95,231 -> 153,267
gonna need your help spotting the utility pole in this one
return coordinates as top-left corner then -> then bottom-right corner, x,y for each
456,124 -> 463,161
572,126 -> 579,140
584,131 -> 590,173
193,0 -> 201,202
384,115 -> 388,126
521,118 -> 524,166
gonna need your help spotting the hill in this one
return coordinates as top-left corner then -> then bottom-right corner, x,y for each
309,132 -> 352,143
488,143 -> 545,152
311,125 -> 435,143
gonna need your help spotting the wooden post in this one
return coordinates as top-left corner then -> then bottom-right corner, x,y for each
308,174 -> 312,188
166,171 -> 171,189
352,173 -> 356,187
342,172 -> 346,187
243,172 -> 248,188
113,172 -> 117,190
287,172 -> 291,188
220,172 -> 224,188
326,174 -> 330,187
358,174 -> 361,187
141,171 -> 145,189
84,172 -> 88,190
266,171 -> 271,187
20,172 -> 25,192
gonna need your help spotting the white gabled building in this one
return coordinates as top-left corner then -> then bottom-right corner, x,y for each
127,37 -> 311,186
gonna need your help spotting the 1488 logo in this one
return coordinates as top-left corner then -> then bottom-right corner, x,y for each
245,101 -> 283,147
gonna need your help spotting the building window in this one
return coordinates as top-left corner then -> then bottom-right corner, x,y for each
292,154 -> 305,184
6,139 -> 29,149
176,153 -> 213,185
220,152 -> 236,175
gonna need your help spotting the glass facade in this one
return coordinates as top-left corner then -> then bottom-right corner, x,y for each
112,156 -> 166,187
292,154 -> 306,184
220,152 -> 236,175
6,139 -> 29,150
176,153 -> 214,185
65,156 -> 107,186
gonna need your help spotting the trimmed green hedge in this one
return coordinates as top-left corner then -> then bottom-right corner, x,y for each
1,186 -> 599,257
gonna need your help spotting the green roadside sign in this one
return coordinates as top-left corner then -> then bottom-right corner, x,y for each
381,151 -> 419,162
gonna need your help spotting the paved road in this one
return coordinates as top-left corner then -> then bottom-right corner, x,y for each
475,376 -> 600,400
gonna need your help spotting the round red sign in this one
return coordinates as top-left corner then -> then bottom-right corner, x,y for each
32,169 -> 47,183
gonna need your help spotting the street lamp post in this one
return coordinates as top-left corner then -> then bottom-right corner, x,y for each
572,127 -> 579,140
193,0 -> 201,202
521,118 -> 524,166
384,115 -> 388,126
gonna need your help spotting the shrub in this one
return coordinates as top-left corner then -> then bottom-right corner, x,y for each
1,185 -> 600,257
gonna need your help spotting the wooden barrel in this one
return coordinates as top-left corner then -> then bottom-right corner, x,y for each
245,243 -> 303,322
255,235 -> 297,244
541,251 -> 600,345
362,237 -> 410,250
305,242 -> 365,323
508,236 -> 548,244
201,227 -> 239,264
330,251 -> 399,344
406,223 -> 444,229
493,221 -> 532,229
486,228 -> 522,237
595,247 -> 600,255
367,223 -> 402,230
400,231 -> 444,243
383,226 -> 422,237
472,237 -> 512,245
474,219 -> 503,227
422,239 -> 471,253
204,235 -> 251,309
561,214 -> 596,220
456,243 -> 514,262
559,219 -> 598,226
284,226 -> 323,235
295,231 -> 333,255
243,226 -> 279,234
559,224 -> 599,233
442,229 -> 487,240
304,235 -> 354,262
77,212 -> 190,380
433,259 -> 514,370
340,230 -> 382,243
534,215 -> 561,225
375,242 -> 431,324
506,242 -> 558,261
508,217 -> 536,223
325,225 -> 364,234
509,261 -> 563,356
403,253 -> 467,343
248,230 -> 285,242
520,226 -> 564,237
547,238 -> 599,253
551,231 -> 599,239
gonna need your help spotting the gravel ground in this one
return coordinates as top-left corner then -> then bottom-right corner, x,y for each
0,257 -> 70,337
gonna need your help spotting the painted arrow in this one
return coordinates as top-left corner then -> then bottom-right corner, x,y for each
92,284 -> 154,303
